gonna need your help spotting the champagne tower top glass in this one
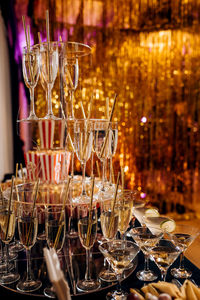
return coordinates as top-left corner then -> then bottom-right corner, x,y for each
59,42 -> 92,120
20,45 -> 40,121
40,42 -> 60,120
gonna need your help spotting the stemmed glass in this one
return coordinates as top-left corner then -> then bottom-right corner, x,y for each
108,121 -> 118,188
17,202 -> 42,292
130,226 -> 163,281
99,240 -> 140,300
169,224 -> 199,279
150,239 -> 181,281
60,42 -> 91,120
44,206 -> 66,298
0,200 -> 20,284
40,42 -> 60,120
94,120 -> 112,192
20,45 -> 40,121
99,199 -> 119,282
116,191 -> 133,240
74,120 -> 93,203
77,205 -> 100,291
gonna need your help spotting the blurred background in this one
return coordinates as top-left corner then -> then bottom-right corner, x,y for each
1,0 -> 200,217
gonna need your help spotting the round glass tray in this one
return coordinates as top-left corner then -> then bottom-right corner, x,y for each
0,236 -> 138,298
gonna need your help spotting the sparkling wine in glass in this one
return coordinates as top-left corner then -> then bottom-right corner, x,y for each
94,120 -> 112,192
108,122 -> 118,187
116,194 -> 133,240
169,223 -> 199,279
74,120 -> 93,203
99,240 -> 139,300
77,205 -> 100,292
150,239 -> 181,281
40,42 -> 60,120
17,203 -> 42,292
20,45 -> 40,121
99,199 -> 119,282
0,201 -> 20,285
44,206 -> 66,298
130,226 -> 163,281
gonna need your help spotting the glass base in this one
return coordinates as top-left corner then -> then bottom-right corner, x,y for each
171,267 -> 192,279
66,231 -> 78,239
0,272 -> 20,285
136,269 -> 158,281
8,251 -> 18,261
10,242 -> 24,252
16,279 -> 42,292
44,287 -> 56,298
41,115 -> 62,121
106,289 -> 128,300
99,268 -> 117,282
76,279 -> 101,292
37,232 -> 46,241
17,114 -> 39,122
0,262 -> 14,274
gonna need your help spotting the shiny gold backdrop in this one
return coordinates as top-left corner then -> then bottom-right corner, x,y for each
21,0 -> 200,215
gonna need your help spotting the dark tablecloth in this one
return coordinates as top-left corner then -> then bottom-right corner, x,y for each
0,251 -> 199,300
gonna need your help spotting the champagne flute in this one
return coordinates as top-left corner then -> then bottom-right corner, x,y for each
20,45 -> 40,121
0,200 -> 20,284
116,190 -> 134,240
40,42 -> 60,120
150,239 -> 181,281
77,205 -> 100,291
108,121 -> 118,188
17,203 -> 42,292
44,206 -> 66,298
60,41 -> 92,120
99,240 -> 139,300
94,120 -> 112,192
169,223 -> 199,279
74,120 -> 93,203
130,226 -> 163,281
99,199 -> 119,282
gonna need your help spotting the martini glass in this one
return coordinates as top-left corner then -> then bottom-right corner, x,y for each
150,239 -> 181,281
99,240 -> 140,300
130,226 -> 163,281
169,224 -> 199,279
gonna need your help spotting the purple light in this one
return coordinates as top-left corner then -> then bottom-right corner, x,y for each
141,116 -> 147,123
140,192 -> 146,199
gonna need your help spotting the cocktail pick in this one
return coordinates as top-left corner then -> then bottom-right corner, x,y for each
86,176 -> 95,247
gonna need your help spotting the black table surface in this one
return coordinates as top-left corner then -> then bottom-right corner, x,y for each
0,250 -> 200,300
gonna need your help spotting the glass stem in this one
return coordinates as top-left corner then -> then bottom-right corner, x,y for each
179,251 -> 185,271
47,85 -> 53,117
144,254 -> 150,271
26,249 -> 33,282
116,273 -> 122,293
109,157 -> 113,186
91,151 -> 94,178
85,249 -> 91,281
160,270 -> 167,281
69,90 -> 74,119
81,162 -> 87,196
30,87 -> 35,116
71,151 -> 74,178
101,160 -> 106,191
5,243 -> 9,274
